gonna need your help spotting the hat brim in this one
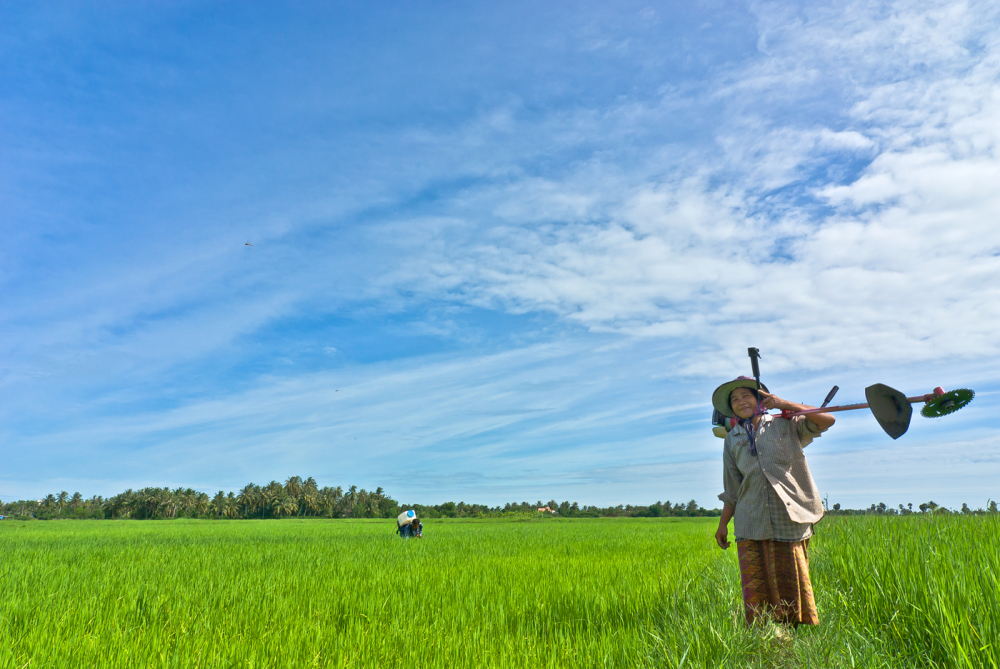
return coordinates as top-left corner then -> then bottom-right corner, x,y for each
712,378 -> 769,417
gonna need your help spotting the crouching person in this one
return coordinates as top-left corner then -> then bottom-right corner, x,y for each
396,509 -> 422,539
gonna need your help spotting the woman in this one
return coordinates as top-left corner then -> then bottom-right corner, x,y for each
713,376 -> 834,627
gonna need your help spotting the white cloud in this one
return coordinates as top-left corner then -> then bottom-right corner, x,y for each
3,0 -> 998,505
381,0 -> 1000,378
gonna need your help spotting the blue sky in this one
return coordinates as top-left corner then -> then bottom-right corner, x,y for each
2,0 -> 998,509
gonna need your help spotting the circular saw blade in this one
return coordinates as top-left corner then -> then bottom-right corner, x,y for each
921,389 -> 974,418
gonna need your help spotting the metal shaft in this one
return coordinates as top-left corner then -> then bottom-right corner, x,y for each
784,393 -> 934,417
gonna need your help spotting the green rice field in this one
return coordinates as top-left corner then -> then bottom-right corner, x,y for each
1,515 -> 997,668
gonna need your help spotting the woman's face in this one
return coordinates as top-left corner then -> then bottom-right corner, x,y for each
730,387 -> 758,419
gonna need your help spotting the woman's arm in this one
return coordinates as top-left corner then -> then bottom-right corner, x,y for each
716,504 -> 734,549
718,440 -> 740,544
759,390 -> 835,430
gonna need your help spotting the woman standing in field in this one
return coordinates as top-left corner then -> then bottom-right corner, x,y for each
713,376 -> 834,627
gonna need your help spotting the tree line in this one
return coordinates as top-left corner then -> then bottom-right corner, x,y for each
1,478 -> 398,521
0,479 -> 723,520
826,500 -> 999,515
400,499 -> 722,518
4,480 -> 994,521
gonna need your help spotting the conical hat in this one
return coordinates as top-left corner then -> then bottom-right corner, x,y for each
711,376 -> 769,418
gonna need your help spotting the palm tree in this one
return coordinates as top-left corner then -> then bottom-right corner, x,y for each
274,495 -> 296,517
330,486 -> 344,517
184,488 -> 198,516
224,492 -> 239,518
350,489 -> 370,518
112,489 -> 134,519
141,488 -> 163,519
212,491 -> 226,518
284,476 -> 303,499
195,492 -> 210,516
70,492 -> 83,509
343,485 -> 358,517
57,491 -> 69,511
170,487 -> 185,518
261,481 -> 283,519
303,490 -> 321,517
152,489 -> 169,519
317,488 -> 333,517
103,496 -> 116,519
43,494 -> 56,508
237,484 -> 258,518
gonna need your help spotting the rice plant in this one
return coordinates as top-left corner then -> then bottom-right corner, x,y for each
0,515 -> 996,668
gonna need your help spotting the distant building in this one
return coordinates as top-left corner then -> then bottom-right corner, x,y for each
537,507 -> 557,514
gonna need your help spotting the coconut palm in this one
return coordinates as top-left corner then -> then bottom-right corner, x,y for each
237,484 -> 258,518
146,488 -> 167,519
349,489 -> 369,518
184,488 -> 198,516
261,482 -> 282,519
224,492 -> 239,518
212,491 -> 226,518
284,476 -> 303,500
70,492 -> 83,509
316,487 -> 332,517
276,495 -> 297,517
112,489 -> 133,518
331,486 -> 344,517
167,487 -> 183,518
194,492 -> 210,516
303,489 -> 321,517
343,485 -> 359,517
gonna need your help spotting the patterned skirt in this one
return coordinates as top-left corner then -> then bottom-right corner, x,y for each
736,539 -> 819,626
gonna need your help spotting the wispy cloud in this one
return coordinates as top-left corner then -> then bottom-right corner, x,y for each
1,0 -> 997,506
378,0 -> 1000,376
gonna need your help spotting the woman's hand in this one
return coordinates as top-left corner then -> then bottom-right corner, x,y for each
715,522 -> 730,550
757,389 -> 794,412
757,389 -> 836,430
716,504 -> 734,549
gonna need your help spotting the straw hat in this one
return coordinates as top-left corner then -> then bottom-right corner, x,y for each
711,376 -> 769,418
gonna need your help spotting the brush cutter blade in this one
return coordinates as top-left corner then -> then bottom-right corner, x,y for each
865,384 -> 912,440
921,388 -> 975,418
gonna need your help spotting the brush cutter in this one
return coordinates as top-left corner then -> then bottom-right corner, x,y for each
711,348 -> 975,440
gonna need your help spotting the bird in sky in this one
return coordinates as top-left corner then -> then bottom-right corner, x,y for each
245,241 -> 253,246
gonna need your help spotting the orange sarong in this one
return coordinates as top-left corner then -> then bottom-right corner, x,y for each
736,539 -> 819,626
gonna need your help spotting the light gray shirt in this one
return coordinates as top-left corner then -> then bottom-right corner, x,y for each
718,414 -> 826,542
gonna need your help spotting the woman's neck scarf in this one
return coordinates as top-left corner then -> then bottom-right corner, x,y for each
738,399 -> 766,455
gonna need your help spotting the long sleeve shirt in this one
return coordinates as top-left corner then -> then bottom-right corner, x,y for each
718,414 -> 826,541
